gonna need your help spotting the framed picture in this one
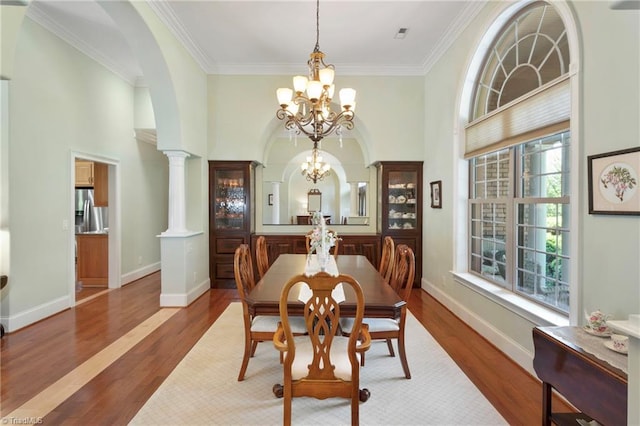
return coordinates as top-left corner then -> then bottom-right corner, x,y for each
268,194 -> 273,206
430,180 -> 442,209
588,147 -> 639,215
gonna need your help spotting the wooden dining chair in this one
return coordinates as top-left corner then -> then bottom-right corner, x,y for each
255,236 -> 269,280
233,244 -> 305,381
379,236 -> 395,283
340,244 -> 415,379
273,272 -> 371,426
305,229 -> 340,258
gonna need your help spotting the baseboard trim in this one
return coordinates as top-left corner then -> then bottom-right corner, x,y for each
159,278 -> 210,307
121,262 -> 161,286
422,278 -> 536,377
1,295 -> 70,333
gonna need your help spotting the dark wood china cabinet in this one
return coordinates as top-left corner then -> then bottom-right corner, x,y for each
209,161 -> 256,288
377,161 -> 423,287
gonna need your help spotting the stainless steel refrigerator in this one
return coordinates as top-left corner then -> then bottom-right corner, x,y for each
75,189 -> 108,233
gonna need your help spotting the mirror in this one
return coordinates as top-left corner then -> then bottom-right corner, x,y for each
261,136 -> 371,225
307,189 -> 322,212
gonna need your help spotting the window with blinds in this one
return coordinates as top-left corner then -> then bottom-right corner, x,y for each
466,2 -> 572,314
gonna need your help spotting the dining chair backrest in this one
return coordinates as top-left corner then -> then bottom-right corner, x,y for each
273,271 -> 371,425
378,236 -> 395,283
256,236 -> 269,280
389,244 -> 415,302
234,244 -> 255,301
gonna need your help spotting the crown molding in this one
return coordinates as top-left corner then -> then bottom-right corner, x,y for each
422,1 -> 486,74
26,2 -> 137,86
146,0 -> 216,73
214,63 -> 426,77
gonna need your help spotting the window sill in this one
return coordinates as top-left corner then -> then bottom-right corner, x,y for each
451,272 -> 569,327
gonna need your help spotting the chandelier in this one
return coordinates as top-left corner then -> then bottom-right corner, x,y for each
301,141 -> 331,183
276,0 -> 356,144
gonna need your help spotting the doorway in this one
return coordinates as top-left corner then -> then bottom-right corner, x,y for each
71,154 -> 119,304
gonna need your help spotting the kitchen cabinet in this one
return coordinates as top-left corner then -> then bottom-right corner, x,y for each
75,160 -> 94,187
76,233 -> 108,286
75,160 -> 108,206
377,161 -> 423,287
93,162 -> 108,206
208,161 -> 256,288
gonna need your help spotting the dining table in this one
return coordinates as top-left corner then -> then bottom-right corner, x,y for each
246,253 -> 405,319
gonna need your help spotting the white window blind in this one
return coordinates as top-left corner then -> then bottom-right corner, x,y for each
465,77 -> 570,158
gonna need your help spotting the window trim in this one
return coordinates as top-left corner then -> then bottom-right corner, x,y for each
452,0 -> 582,326
452,271 -> 569,326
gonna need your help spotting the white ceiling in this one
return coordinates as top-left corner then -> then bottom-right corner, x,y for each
26,0 -> 486,85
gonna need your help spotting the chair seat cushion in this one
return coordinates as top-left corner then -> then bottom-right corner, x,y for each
251,315 -> 307,334
340,317 -> 399,333
289,336 -> 358,381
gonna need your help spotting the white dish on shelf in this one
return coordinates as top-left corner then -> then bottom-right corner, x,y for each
582,325 -> 613,337
603,340 -> 628,355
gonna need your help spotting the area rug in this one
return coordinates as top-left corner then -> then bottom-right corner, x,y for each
130,303 -> 506,425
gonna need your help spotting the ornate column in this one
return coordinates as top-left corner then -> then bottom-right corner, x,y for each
163,150 -> 189,235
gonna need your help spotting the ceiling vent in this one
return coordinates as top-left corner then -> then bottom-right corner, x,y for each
394,28 -> 408,40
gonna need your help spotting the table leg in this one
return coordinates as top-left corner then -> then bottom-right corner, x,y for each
542,381 -> 552,426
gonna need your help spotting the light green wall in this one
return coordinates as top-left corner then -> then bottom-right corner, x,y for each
208,74 -> 425,164
578,1 -> 640,319
7,18 -> 168,317
423,0 -> 640,356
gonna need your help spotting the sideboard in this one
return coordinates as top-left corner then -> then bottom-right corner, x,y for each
249,233 -> 381,279
532,326 -> 627,426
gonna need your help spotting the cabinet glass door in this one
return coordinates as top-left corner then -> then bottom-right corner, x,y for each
387,170 -> 418,231
214,170 -> 246,230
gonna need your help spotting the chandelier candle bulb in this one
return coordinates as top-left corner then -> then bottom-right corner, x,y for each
293,76 -> 308,93
340,88 -> 356,109
277,88 -> 293,107
319,68 -> 335,85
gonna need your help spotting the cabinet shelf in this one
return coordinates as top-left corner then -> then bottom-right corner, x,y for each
377,161 -> 423,287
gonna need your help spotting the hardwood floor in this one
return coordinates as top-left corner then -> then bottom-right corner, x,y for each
1,271 -> 574,424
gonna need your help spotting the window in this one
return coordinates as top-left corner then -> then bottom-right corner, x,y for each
470,131 -> 570,312
466,2 -> 571,314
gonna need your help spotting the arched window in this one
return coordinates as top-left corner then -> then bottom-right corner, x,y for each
465,1 -> 572,314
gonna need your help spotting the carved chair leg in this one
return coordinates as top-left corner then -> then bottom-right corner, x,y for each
386,338 -> 395,357
237,334 -> 252,381
397,333 -> 411,379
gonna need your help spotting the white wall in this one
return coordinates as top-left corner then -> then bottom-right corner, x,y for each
422,0 -> 640,367
5,18 -> 168,329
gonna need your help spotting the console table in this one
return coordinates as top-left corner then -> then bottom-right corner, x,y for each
532,326 -> 627,426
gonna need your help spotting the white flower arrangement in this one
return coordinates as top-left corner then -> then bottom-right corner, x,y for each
308,212 -> 340,254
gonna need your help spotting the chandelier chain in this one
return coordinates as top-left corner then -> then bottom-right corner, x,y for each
314,0 -> 321,53
275,0 -> 356,179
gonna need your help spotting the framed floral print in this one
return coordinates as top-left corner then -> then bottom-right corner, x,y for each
588,147 -> 639,215
430,180 -> 442,209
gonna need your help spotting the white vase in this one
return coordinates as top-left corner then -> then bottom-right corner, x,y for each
317,249 -> 330,272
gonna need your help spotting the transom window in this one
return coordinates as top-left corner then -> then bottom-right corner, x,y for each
466,2 -> 571,314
